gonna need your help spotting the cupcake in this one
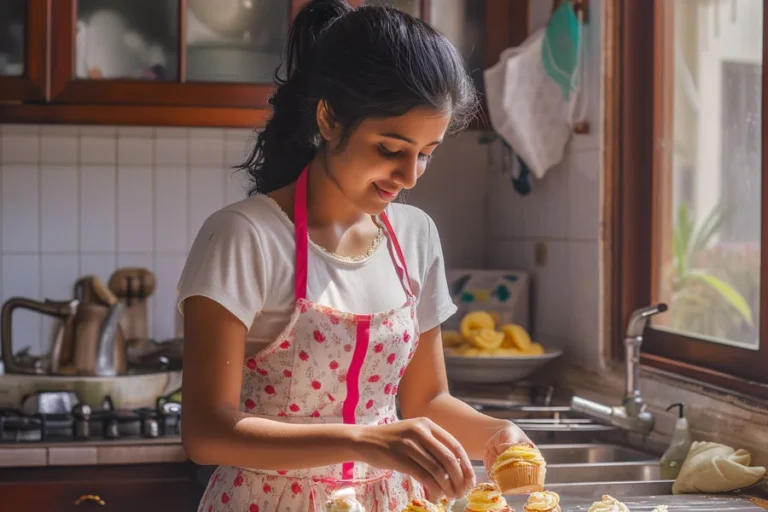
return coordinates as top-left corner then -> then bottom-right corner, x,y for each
402,498 -> 441,512
586,495 -> 630,512
523,491 -> 561,512
491,444 -> 546,494
324,487 -> 366,512
464,483 -> 512,512
438,497 -> 456,512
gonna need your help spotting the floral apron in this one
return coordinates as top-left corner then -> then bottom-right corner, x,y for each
197,166 -> 425,511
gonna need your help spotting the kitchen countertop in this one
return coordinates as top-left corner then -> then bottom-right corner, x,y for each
0,437 -> 187,467
449,494 -> 768,511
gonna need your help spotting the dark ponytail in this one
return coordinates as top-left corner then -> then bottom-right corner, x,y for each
238,0 -> 478,195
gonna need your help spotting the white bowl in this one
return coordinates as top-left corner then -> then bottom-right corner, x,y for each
444,348 -> 563,384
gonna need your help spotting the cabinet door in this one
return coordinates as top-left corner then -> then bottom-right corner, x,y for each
0,480 -> 203,512
185,0 -> 291,84
49,0 -> 299,113
0,0 -> 49,101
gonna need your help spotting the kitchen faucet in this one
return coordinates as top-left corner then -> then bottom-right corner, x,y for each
570,303 -> 668,435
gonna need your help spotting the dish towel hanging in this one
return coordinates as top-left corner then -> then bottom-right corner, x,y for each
484,1 -> 588,180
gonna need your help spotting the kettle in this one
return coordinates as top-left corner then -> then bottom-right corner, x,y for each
1,276 -> 128,377
0,297 -> 79,374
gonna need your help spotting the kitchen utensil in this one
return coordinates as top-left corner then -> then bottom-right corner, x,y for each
76,275 -> 126,376
61,276 -> 128,377
20,391 -> 80,416
93,302 -> 125,377
108,267 -> 156,349
0,370 -> 183,411
2,276 -> 129,377
443,348 -> 563,384
1,297 -> 80,375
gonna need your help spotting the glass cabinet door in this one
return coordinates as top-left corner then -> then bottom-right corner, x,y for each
75,0 -> 179,80
185,0 -> 290,84
429,0 -> 487,87
0,0 -> 26,77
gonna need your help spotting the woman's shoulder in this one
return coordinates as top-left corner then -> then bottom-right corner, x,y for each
385,203 -> 438,237
205,194 -> 292,234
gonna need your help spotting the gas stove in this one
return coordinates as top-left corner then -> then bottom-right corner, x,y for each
0,393 -> 181,444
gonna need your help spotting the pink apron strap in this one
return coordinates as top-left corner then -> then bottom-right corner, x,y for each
378,211 -> 415,298
292,165 -> 415,300
294,167 -> 310,301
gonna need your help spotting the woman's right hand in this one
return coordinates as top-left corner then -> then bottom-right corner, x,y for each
351,417 -> 476,500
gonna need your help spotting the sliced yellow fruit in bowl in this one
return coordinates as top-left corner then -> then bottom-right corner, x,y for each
523,342 -> 545,356
469,328 -> 505,350
459,311 -> 496,340
500,323 -> 532,351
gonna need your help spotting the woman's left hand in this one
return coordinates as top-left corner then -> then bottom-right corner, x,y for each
483,421 -> 535,476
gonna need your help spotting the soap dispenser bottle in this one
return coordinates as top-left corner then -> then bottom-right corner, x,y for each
660,403 -> 692,479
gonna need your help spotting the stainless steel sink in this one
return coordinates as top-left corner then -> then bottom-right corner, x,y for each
538,443 -> 657,464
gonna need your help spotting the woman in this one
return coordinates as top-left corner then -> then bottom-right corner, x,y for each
178,1 -> 534,511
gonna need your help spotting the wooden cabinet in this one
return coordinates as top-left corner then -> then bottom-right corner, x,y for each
0,0 -> 528,128
0,0 -> 48,102
0,462 -> 206,512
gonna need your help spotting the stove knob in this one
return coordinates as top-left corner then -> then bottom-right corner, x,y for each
71,403 -> 91,440
142,418 -> 159,438
104,419 -> 120,439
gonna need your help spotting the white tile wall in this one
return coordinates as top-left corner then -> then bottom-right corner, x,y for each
486,0 -> 604,370
0,124 -> 490,359
0,124 -> 253,357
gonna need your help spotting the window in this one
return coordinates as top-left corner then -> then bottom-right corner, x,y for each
612,0 -> 768,395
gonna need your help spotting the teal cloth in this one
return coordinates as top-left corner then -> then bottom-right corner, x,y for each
542,1 -> 581,99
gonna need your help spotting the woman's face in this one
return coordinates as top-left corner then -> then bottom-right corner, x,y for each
320,106 -> 451,215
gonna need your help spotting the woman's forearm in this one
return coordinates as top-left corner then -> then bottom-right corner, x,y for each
406,393 -> 514,460
181,406 -> 364,469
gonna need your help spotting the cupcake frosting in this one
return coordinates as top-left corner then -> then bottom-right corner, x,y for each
465,483 -> 510,512
587,495 -> 630,512
402,498 -> 441,512
324,488 -> 366,512
492,445 -> 546,473
438,497 -> 456,512
524,491 -> 560,510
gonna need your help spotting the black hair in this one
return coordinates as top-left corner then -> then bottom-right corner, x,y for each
238,0 -> 479,195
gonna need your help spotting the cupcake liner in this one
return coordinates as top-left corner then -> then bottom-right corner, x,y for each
493,464 -> 546,495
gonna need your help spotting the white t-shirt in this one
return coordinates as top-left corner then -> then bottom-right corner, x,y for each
177,195 -> 457,354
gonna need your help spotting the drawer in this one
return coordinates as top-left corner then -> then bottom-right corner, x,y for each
0,479 -> 203,512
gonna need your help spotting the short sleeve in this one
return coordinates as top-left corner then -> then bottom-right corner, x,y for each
177,210 -> 267,329
415,214 -> 458,332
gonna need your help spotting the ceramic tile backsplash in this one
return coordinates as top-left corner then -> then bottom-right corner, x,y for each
486,0 -> 604,371
0,124 -> 489,358
0,125 -> 254,357
2,165 -> 39,252
41,166 -> 79,252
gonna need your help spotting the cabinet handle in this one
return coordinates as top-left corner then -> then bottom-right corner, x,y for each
74,494 -> 106,506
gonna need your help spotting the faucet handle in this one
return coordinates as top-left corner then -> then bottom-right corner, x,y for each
626,303 -> 668,338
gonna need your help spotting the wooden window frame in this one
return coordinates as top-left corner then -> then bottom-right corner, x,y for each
608,0 -> 768,398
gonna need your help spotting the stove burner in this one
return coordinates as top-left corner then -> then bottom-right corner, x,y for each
0,394 -> 181,444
